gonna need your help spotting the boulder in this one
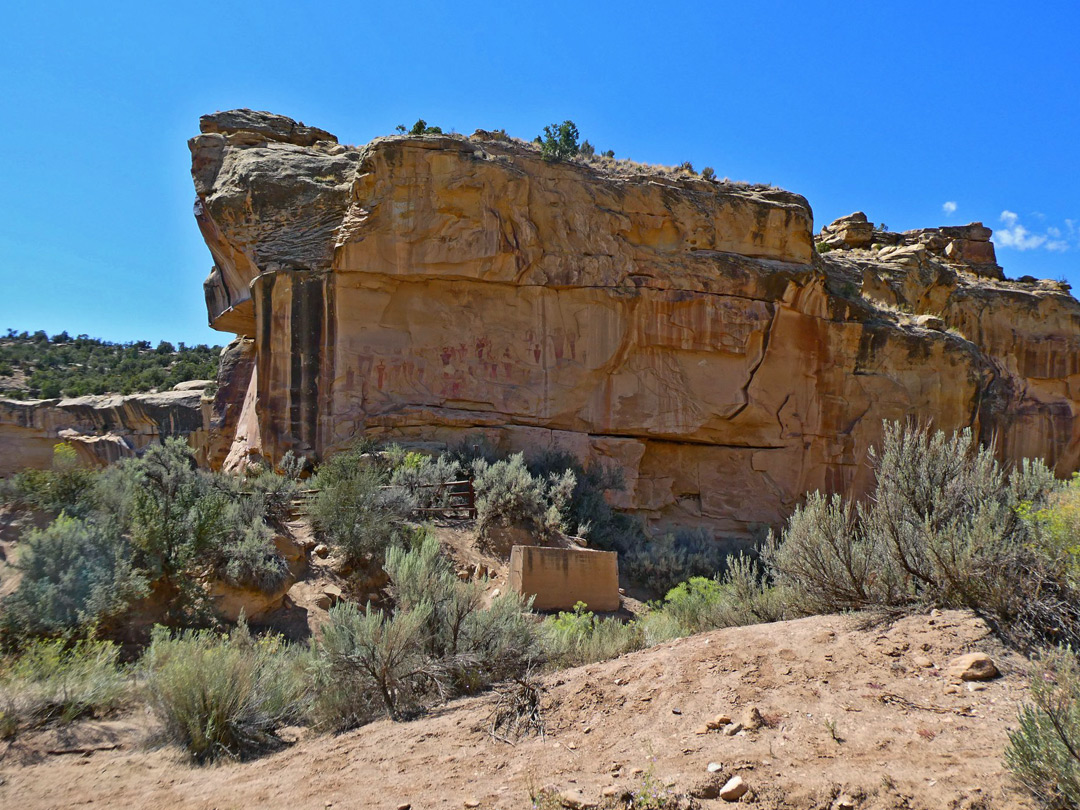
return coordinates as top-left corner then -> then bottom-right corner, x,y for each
947,653 -> 999,682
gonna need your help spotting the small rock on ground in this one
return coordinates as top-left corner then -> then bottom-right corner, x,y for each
719,775 -> 748,801
947,652 -> 998,682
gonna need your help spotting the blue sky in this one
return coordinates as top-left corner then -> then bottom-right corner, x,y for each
1,1 -> 1077,345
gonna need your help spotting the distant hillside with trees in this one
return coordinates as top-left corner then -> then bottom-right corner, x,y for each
0,329 -> 221,399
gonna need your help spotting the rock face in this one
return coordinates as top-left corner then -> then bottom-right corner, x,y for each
191,109 -> 1080,539
0,387 -> 212,476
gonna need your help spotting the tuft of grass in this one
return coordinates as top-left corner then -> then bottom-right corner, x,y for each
540,602 -> 643,668
142,623 -> 307,762
0,638 -> 127,737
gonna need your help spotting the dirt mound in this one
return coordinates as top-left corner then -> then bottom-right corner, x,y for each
0,610 -> 1034,809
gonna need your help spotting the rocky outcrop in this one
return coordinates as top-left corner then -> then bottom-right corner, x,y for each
819,212 -> 1003,279
0,386 -> 212,476
191,109 -> 1080,538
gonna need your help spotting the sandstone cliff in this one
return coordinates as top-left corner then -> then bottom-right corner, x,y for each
0,385 -> 212,476
191,109 -> 1080,538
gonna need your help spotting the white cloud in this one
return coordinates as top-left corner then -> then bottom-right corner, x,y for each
994,210 -> 1075,253
996,223 -> 1047,250
943,201 -> 957,215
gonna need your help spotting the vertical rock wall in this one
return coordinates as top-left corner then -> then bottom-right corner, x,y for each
190,110 -> 1080,537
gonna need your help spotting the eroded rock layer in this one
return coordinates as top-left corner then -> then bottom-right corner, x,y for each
191,110 -> 1080,537
0,388 -> 211,475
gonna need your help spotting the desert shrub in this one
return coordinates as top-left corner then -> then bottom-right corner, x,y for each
314,601 -> 432,721
459,588 -> 539,689
242,456 -> 302,527
126,441 -> 228,580
216,520 -> 290,592
472,453 -> 574,543
621,527 -> 728,596
701,166 -> 716,181
409,118 -> 443,135
766,422 -> 1076,646
1005,648 -> 1080,808
143,623 -> 307,762
649,555 -> 787,636
446,433 -> 502,468
525,450 -> 642,549
304,641 -> 384,732
1,514 -> 146,639
385,533 -> 538,693
540,602 -> 643,667
3,440 -> 298,638
389,452 -> 464,510
537,120 -> 580,162
308,445 -> 413,564
314,535 -> 538,727
1023,475 -> 1080,587
0,443 -> 96,514
764,492 -> 895,614
0,638 -> 127,736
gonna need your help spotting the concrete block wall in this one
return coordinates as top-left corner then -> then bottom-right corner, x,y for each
508,545 -> 620,612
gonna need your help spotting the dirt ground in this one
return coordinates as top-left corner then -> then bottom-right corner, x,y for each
0,609 -> 1036,810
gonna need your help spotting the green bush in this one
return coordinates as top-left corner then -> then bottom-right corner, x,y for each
409,119 -> 443,135
2,514 -> 146,638
764,491 -> 891,614
217,520 -> 290,592
315,601 -> 432,721
1022,474 -> 1080,588
385,532 -> 538,691
1005,648 -> 1080,808
0,443 -> 96,514
621,527 -> 728,596
242,454 -> 302,527
143,623 -> 306,762
540,602 -> 643,668
537,120 -> 580,162
389,451 -> 464,510
473,453 -> 574,543
765,422 -> 1076,646
308,444 -> 413,565
313,533 -> 538,728
0,638 -> 127,736
3,440 -> 303,639
525,450 -> 638,549
649,555 -> 786,636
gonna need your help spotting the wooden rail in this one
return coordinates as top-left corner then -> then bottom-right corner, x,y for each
294,479 -> 477,519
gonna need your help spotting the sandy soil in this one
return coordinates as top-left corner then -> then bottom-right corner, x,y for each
0,609 -> 1035,810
